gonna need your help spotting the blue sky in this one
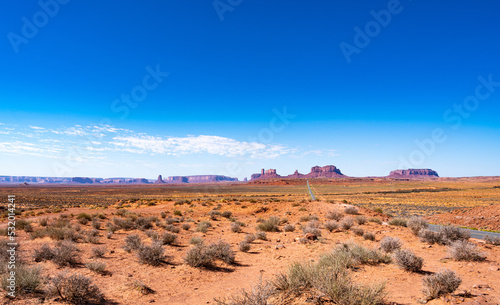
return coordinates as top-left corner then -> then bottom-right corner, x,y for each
1,0 -> 500,179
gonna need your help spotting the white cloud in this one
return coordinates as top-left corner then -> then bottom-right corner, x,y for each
111,135 -> 291,158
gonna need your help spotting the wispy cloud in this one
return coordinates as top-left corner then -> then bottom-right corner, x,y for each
111,135 -> 291,158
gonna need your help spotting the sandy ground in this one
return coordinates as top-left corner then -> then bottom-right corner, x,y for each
2,199 -> 500,305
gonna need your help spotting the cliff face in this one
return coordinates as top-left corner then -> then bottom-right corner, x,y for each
155,175 -> 165,184
304,165 -> 344,178
389,169 -> 439,178
251,169 -> 282,180
164,175 -> 238,184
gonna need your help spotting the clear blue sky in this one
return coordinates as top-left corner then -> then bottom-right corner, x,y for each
1,0 -> 499,179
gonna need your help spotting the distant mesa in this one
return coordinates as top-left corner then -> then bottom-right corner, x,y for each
388,169 -> 439,178
158,175 -> 238,184
155,175 -> 165,184
251,165 -> 346,181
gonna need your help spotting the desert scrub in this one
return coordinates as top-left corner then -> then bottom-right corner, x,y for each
185,240 -> 235,267
230,222 -> 241,233
49,272 -> 104,305
256,232 -> 267,241
351,227 -> 364,236
34,244 -> 55,262
388,218 -> 407,227
137,242 -> 165,266
283,224 -> 295,232
238,241 -> 251,252
340,217 -> 355,230
299,215 -> 319,222
189,236 -> 204,246
407,216 -> 428,235
123,234 -> 143,252
422,269 -> 461,300
221,211 -> 232,218
369,217 -> 382,224
52,241 -> 80,267
256,216 -> 281,232
326,210 -> 343,221
165,224 -> 180,233
160,232 -> 177,245
380,236 -> 402,253
196,221 -> 212,233
85,260 -> 106,274
244,234 -> 257,243
344,206 -> 359,215
214,276 -> 275,305
448,240 -> 486,261
355,216 -> 367,225
485,235 -> 500,246
0,265 -> 42,295
363,232 -> 376,241
324,220 -> 338,232
91,246 -> 107,258
181,223 -> 191,231
393,249 -> 423,272
322,242 -> 391,269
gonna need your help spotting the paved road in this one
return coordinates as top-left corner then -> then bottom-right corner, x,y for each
428,224 -> 500,240
306,180 -> 316,201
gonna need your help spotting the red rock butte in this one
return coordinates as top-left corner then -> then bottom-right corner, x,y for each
250,165 -> 345,181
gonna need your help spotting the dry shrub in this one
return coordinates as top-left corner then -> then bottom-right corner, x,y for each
393,249 -> 423,272
50,272 -> 104,305
407,216 -> 428,235
363,232 -> 376,241
85,260 -> 106,274
326,210 -> 343,221
196,221 -> 212,233
137,242 -> 165,266
388,218 -> 407,227
422,269 -> 461,300
230,222 -> 242,233
324,221 -> 338,232
283,224 -> 295,232
185,240 -> 235,267
344,206 -> 359,215
123,234 -> 143,252
485,235 -> 500,246
340,217 -> 355,230
0,264 -> 42,295
214,276 -> 275,305
449,240 -> 486,261
91,246 -> 106,258
244,234 -> 257,243
161,232 -> 177,245
351,227 -> 364,236
256,216 -> 280,232
52,241 -> 80,267
34,244 -> 55,262
380,236 -> 402,253
239,241 -> 251,252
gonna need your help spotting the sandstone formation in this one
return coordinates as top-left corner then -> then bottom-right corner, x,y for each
155,175 -> 165,184
389,169 -> 439,178
251,165 -> 346,181
164,175 -> 238,184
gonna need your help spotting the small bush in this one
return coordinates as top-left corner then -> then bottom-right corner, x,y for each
449,240 -> 486,261
245,234 -> 257,243
1,265 -> 42,295
239,241 -> 251,252
380,236 -> 402,253
165,224 -> 180,233
363,232 -> 376,241
91,219 -> 101,230
208,240 -> 236,265
47,226 -> 80,242
256,216 -> 280,232
173,210 -> 182,216
388,218 -> 407,227
34,244 -> 55,262
181,223 -> 191,231
303,226 -> 321,237
485,235 -> 500,246
91,246 -> 106,258
52,241 -> 80,267
326,210 -> 343,221
283,224 -> 295,232
196,221 -> 212,233
85,260 -> 106,274
123,234 -> 143,252
418,229 -> 443,244
185,245 -> 215,268
299,215 -> 319,222
422,269 -> 461,300
77,213 -> 92,221
394,249 -> 423,272
355,216 -> 367,225
17,219 -> 33,232
230,222 -> 241,233
324,221 -> 338,232
50,272 -> 104,305
351,227 -> 364,236
344,206 -> 359,215
439,226 -> 470,243
221,211 -> 232,218
135,217 -> 154,230
137,242 -> 165,266
407,216 -> 428,235
214,276 -> 275,305
161,232 -> 177,245
256,232 -> 267,241
340,217 -> 354,230
369,217 -> 382,224
39,217 -> 49,227
209,210 -> 221,220
189,236 -> 204,246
